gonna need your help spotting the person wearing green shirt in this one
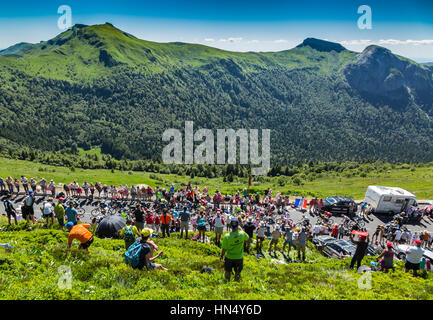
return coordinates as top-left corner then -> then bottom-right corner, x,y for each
220,217 -> 249,282
120,219 -> 141,249
54,198 -> 66,228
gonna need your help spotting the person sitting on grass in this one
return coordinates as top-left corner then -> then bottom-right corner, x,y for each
119,219 -> 140,250
3,193 -> 17,226
65,222 -> 94,252
376,242 -> 395,273
137,228 -> 168,271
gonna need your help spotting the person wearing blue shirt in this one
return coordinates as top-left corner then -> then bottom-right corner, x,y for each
65,202 -> 78,225
179,208 -> 191,240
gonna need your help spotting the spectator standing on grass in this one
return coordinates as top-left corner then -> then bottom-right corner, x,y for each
220,217 -> 249,282
133,204 -> 145,231
160,210 -> 172,238
65,201 -> 78,226
3,193 -> 17,226
197,212 -> 207,242
269,225 -> 282,254
256,222 -> 266,254
405,239 -> 424,277
54,197 -> 66,227
297,227 -> 309,262
349,232 -> 370,270
119,219 -> 140,250
242,217 -> 255,253
22,190 -> 35,224
41,197 -> 54,227
179,207 -> 190,240
282,225 -> 294,257
145,210 -> 154,230
39,178 -> 47,195
65,222 -> 94,252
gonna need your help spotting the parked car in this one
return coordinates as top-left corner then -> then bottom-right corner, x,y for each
321,196 -> 358,216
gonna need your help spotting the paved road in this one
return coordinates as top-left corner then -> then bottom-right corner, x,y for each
12,195 -> 433,236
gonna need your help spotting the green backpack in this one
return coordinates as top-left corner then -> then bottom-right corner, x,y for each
124,225 -> 135,242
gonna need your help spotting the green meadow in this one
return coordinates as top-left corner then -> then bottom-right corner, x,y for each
1,157 -> 433,199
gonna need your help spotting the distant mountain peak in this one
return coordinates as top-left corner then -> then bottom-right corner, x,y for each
297,38 -> 346,53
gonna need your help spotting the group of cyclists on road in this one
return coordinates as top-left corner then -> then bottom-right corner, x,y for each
1,175 -> 433,280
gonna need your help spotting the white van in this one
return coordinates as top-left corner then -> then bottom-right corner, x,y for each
363,186 -> 417,214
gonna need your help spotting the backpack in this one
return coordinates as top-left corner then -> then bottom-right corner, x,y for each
214,217 -> 224,228
124,240 -> 145,269
124,225 -> 135,243
24,196 -> 33,207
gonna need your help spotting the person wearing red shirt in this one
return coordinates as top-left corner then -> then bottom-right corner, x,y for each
154,214 -> 160,233
145,211 -> 154,229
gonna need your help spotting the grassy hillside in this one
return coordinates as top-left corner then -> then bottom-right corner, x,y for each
0,221 -> 432,300
2,157 -> 433,199
0,23 -> 356,81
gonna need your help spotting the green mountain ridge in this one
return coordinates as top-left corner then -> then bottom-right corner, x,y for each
0,23 -> 432,164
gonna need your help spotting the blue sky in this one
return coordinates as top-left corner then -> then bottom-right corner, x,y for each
1,0 -> 433,61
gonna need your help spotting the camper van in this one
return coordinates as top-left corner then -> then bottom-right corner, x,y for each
363,186 -> 417,215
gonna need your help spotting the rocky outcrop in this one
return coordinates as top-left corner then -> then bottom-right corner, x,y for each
344,45 -> 433,109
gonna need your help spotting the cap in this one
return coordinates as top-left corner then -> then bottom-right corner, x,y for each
58,197 -> 65,202
141,228 -> 153,238
415,239 -> 421,245
64,222 -> 74,228
230,217 -> 239,229
386,242 -> 392,247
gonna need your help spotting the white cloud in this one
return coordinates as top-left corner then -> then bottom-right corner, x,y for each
248,39 -> 260,43
339,39 -> 433,46
218,37 -> 243,43
381,39 -> 433,45
204,38 -> 215,42
274,39 -> 288,43
339,40 -> 372,46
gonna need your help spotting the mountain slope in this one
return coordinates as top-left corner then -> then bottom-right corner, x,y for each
344,45 -> 433,110
0,23 -> 433,164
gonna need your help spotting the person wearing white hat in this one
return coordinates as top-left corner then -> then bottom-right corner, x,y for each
269,225 -> 282,255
